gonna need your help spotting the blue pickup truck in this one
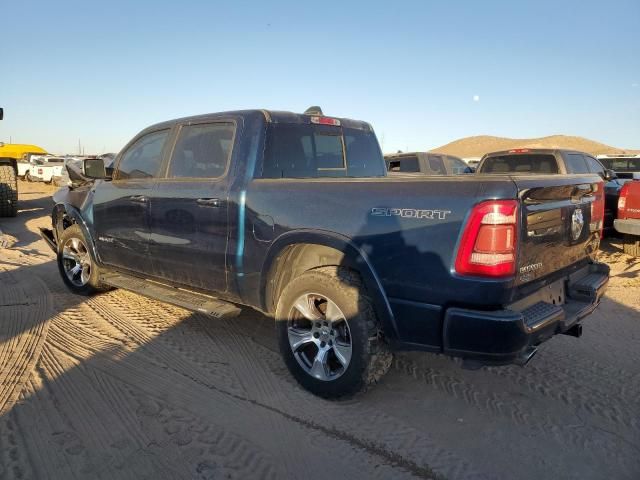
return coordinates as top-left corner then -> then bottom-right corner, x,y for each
41,108 -> 609,398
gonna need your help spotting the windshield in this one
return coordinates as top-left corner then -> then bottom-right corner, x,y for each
479,154 -> 559,174
445,156 -> 470,174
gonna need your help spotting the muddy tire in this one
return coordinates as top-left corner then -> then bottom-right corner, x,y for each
0,165 -> 18,217
623,235 -> 640,257
25,171 -> 32,182
275,266 -> 392,399
57,224 -> 110,295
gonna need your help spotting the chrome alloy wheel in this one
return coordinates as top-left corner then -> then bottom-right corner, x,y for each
62,237 -> 92,287
287,293 -> 353,381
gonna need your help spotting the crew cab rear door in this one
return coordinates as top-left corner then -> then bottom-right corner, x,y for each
147,121 -> 234,293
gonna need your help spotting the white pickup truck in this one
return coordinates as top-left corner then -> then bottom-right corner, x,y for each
30,161 -> 67,184
18,155 -> 66,181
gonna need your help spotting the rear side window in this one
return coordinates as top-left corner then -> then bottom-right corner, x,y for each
115,129 -> 169,180
168,123 -> 234,179
261,123 -> 385,178
399,156 -> 420,172
479,154 -> 559,174
565,154 -> 590,174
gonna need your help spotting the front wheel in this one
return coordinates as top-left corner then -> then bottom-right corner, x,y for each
275,267 -> 392,399
57,224 -> 110,295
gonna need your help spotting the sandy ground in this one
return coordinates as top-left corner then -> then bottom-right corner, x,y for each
0,180 -> 639,480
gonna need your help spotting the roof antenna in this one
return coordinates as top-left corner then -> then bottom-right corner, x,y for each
304,106 -> 323,115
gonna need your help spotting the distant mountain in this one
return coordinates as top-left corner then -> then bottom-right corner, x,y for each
430,135 -> 640,158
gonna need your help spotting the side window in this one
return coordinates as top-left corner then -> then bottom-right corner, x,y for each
585,156 -> 605,175
399,156 -> 420,172
427,155 -> 446,174
387,160 -> 400,171
115,130 -> 169,180
565,154 -> 590,174
168,123 -> 234,179
446,156 -> 469,174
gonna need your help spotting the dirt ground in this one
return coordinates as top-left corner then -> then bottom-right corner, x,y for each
1,180 -> 639,480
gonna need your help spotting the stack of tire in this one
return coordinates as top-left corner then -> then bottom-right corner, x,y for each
0,158 -> 18,217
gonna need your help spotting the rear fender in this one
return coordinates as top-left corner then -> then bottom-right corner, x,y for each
260,230 -> 399,341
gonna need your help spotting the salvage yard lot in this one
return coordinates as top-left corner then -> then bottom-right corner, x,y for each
1,181 -> 639,480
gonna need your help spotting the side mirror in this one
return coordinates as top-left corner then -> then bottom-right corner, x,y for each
83,158 -> 110,179
603,169 -> 617,181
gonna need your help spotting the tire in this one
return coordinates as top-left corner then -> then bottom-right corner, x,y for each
25,171 -> 32,182
57,224 -> 110,295
275,266 -> 392,399
0,165 -> 18,217
623,234 -> 640,257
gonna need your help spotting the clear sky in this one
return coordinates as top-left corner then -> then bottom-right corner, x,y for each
1,0 -> 639,154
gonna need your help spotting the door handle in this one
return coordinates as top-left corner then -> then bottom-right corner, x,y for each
196,198 -> 221,207
129,195 -> 148,203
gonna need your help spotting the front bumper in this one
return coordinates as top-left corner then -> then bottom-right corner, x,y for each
442,262 -> 609,365
614,219 -> 640,236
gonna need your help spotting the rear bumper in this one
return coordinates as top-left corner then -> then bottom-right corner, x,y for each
614,219 -> 640,236
441,262 -> 609,365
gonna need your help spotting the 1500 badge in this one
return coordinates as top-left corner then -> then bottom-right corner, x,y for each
371,207 -> 451,220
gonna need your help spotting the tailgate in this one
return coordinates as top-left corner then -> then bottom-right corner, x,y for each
514,175 -> 603,285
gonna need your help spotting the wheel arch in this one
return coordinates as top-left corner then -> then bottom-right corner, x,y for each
52,203 -> 100,263
260,230 -> 398,341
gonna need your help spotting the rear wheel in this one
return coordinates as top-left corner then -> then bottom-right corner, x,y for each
0,165 -> 18,217
623,234 -> 640,257
57,224 -> 110,295
25,171 -> 32,182
275,267 -> 392,399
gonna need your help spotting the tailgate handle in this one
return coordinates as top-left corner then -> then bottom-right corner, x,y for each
129,195 -> 148,203
197,198 -> 221,208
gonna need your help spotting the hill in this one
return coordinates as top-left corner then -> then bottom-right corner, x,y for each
430,135 -> 639,158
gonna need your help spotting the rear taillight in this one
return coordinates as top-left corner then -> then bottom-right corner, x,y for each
455,200 -> 519,278
590,182 -> 605,235
618,182 -> 630,220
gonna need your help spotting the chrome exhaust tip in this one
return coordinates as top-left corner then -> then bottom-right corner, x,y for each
514,347 -> 537,367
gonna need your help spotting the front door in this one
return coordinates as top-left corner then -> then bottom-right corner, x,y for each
147,122 -> 234,293
93,129 -> 171,273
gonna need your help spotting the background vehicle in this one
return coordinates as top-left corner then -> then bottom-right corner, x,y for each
615,180 -> 640,256
18,154 -> 66,181
597,154 -> 640,181
477,148 -> 622,233
30,161 -> 66,183
385,152 -> 472,174
463,157 -> 482,170
0,109 -> 20,217
41,109 -> 608,398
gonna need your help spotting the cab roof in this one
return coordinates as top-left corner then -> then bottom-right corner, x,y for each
143,109 -> 373,133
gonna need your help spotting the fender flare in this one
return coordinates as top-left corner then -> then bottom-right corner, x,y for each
52,203 -> 101,264
259,229 -> 399,341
